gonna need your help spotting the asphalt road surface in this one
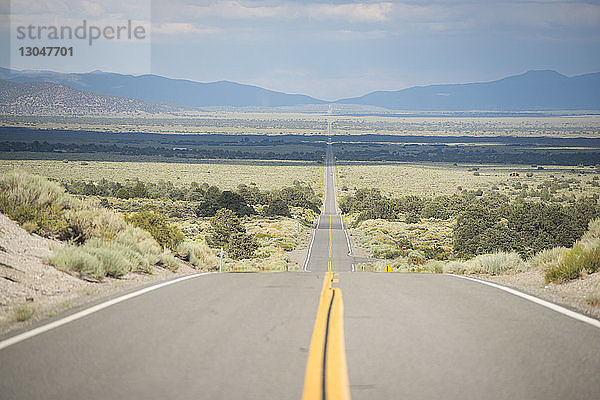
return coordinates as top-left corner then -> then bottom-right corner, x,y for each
1,142 -> 600,399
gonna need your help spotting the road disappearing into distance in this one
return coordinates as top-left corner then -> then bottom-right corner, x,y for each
1,142 -> 600,400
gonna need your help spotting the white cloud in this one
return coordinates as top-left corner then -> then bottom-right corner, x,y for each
306,2 -> 393,22
153,22 -> 218,35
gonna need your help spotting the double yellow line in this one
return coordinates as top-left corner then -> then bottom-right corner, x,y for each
302,214 -> 350,400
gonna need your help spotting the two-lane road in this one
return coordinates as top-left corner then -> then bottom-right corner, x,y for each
1,141 -> 600,399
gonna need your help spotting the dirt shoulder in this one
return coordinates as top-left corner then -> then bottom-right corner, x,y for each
0,213 -> 199,337
484,270 -> 600,321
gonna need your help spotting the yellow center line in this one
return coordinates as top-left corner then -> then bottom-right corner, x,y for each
302,272 -> 351,400
328,215 -> 332,260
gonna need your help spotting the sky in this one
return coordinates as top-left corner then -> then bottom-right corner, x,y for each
2,0 -> 600,100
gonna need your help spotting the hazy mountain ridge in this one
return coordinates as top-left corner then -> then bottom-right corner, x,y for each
0,68 -> 325,108
0,79 -> 181,115
0,68 -> 599,111
337,70 -> 600,110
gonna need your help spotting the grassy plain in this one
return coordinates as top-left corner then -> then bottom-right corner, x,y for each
0,159 -> 323,192
2,113 -> 599,137
337,162 -> 600,199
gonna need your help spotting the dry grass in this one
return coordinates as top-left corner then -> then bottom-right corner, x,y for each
12,304 -> 35,322
0,160 -> 323,193
337,162 -> 599,198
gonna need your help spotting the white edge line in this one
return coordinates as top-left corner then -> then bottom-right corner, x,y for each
449,274 -> 600,329
0,272 -> 214,351
303,217 -> 318,272
340,215 -> 352,256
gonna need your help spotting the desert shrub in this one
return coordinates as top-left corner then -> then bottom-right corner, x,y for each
421,260 -> 444,273
125,210 -> 185,250
12,304 -> 35,322
467,252 -> 527,275
528,246 -> 568,271
585,289 -> 600,306
372,245 -> 404,259
64,208 -> 126,243
443,261 -> 469,274
177,240 -> 218,269
48,245 -> 105,280
114,227 -> 161,272
405,212 -> 420,224
115,187 -> 130,199
546,241 -> 600,283
407,250 -> 426,266
0,171 -> 72,237
582,218 -> 600,241
49,235 -> 161,280
158,251 -> 181,272
83,239 -> 137,278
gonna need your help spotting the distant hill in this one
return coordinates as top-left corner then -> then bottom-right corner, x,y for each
337,70 -> 600,111
0,79 -> 180,115
0,68 -> 325,108
1,68 -> 599,111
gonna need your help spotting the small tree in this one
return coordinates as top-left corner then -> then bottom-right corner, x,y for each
208,208 -> 245,247
208,208 -> 257,259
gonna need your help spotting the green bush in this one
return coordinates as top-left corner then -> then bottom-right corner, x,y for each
115,187 -> 130,199
265,199 -> 291,217
545,241 -> 600,283
226,232 -> 259,260
125,210 -> 185,250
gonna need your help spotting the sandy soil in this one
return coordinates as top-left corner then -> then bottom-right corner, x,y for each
0,213 -> 200,336
487,270 -> 600,320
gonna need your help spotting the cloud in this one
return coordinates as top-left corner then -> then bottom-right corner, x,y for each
306,2 -> 393,22
153,22 -> 218,35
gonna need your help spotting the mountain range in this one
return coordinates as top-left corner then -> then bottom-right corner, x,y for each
0,67 -> 599,111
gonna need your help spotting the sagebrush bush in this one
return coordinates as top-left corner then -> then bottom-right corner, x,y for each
466,252 -> 527,275
115,227 -> 161,272
125,210 -> 185,250
49,245 -> 105,280
529,246 -> 568,271
83,240 -> 134,278
582,218 -> 600,241
546,241 -> 600,283
158,251 -> 181,272
0,170 -> 127,242
442,261 -> 469,274
176,240 -> 218,269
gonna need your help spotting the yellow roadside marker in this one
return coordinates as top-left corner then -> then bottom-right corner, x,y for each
383,264 -> 393,272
